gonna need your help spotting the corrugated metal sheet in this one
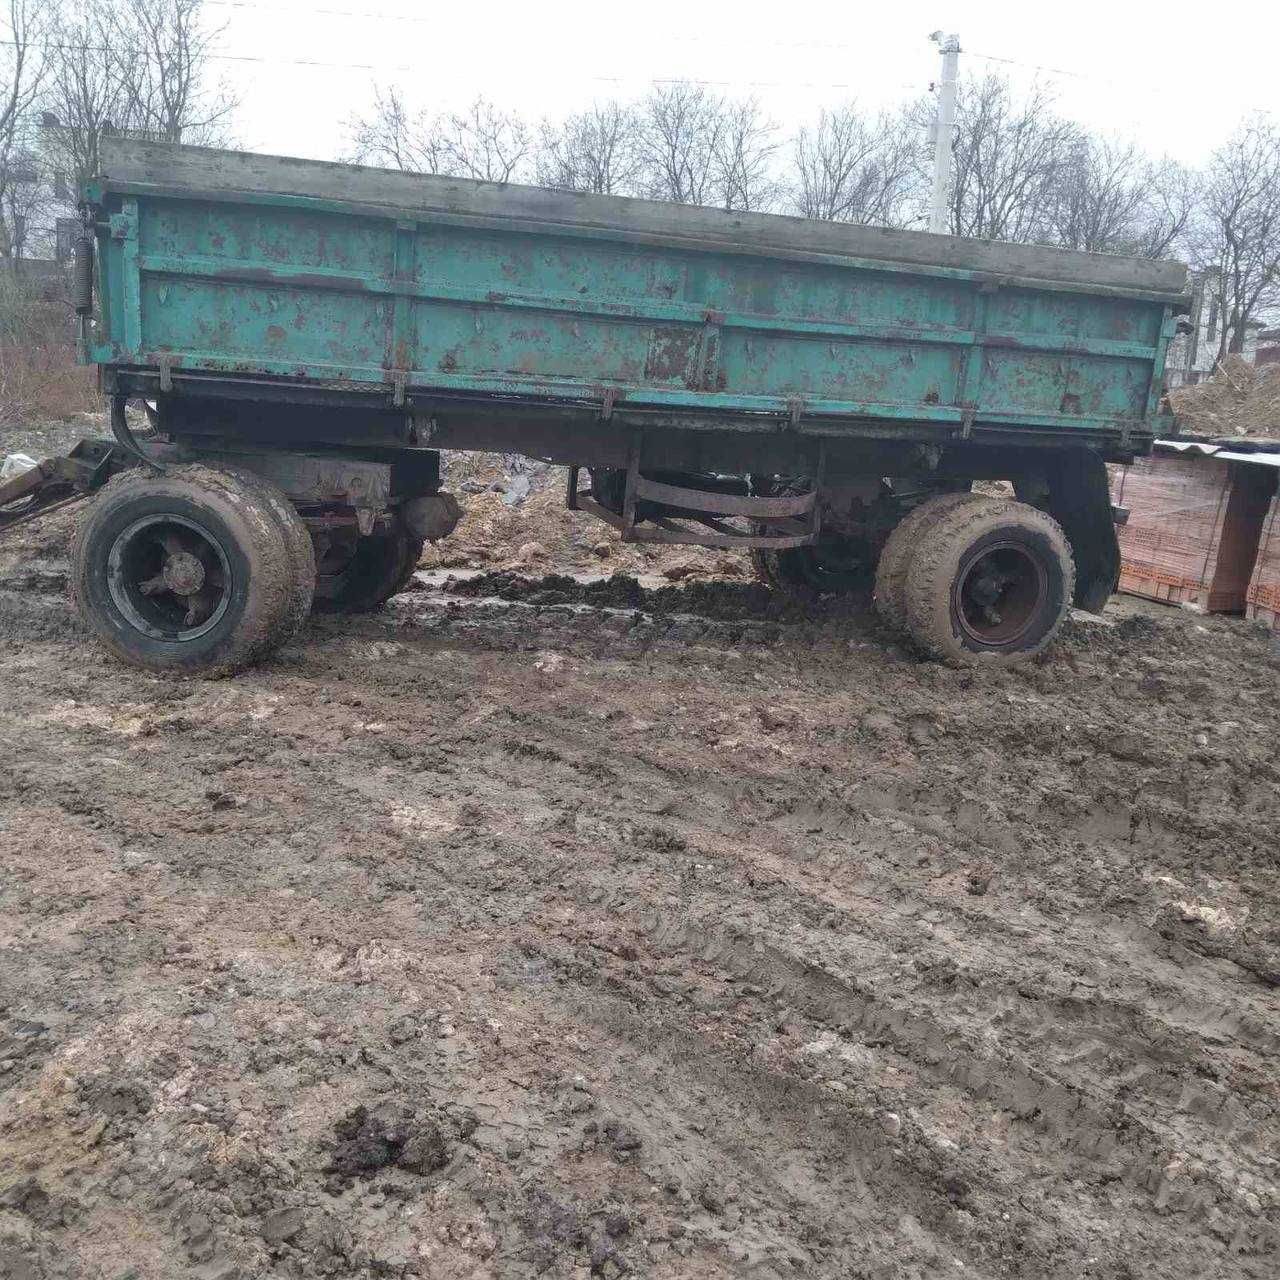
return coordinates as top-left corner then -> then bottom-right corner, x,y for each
1155,439 -> 1280,467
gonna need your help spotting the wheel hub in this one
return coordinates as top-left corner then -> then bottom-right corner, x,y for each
954,541 -> 1046,646
160,550 -> 206,596
107,514 -> 233,641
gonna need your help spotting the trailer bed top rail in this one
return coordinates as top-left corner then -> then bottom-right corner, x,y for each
92,140 -> 1187,302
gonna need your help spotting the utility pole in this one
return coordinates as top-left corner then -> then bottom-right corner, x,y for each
928,31 -> 961,235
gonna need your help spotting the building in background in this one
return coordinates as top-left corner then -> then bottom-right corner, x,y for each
1165,268 -> 1264,388
1254,328 -> 1280,368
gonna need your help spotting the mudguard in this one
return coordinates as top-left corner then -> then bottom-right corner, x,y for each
1043,450 -> 1121,614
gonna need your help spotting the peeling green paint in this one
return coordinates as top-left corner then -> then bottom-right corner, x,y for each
87,187 -> 1177,447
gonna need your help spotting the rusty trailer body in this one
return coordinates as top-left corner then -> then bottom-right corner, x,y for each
8,139 -> 1193,674
84,140 -> 1185,469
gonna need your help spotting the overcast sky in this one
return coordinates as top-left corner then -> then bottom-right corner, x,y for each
205,0 -> 1274,168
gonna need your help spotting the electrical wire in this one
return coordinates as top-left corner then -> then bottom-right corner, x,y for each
0,35 -> 919,91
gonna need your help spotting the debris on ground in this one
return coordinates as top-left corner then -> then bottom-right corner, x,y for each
1,453 -> 37,482
428,452 -> 742,580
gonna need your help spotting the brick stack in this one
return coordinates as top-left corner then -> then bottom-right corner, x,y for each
1247,491 -> 1280,631
1112,451 -> 1274,613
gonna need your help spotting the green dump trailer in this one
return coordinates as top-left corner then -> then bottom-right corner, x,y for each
2,138 -> 1188,674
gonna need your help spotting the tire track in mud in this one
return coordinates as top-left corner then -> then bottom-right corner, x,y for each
349,657 -> 1280,1272
306,673 -> 1280,1273
2,572 -> 1280,1277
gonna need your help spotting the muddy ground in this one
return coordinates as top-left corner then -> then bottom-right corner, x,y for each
1,426 -> 1279,1279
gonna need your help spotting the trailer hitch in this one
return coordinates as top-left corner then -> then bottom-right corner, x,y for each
0,439 -> 135,539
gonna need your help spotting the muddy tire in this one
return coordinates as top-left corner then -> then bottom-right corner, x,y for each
901,499 -> 1076,665
390,534 -> 426,596
70,465 -> 297,677
215,466 -> 316,635
312,522 -> 421,614
751,536 -> 877,594
874,491 -> 986,634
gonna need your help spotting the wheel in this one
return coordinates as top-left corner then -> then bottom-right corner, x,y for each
70,465 -> 298,677
901,499 -> 1076,665
215,465 -> 315,634
312,521 -> 422,614
390,534 -> 426,596
874,491 -> 986,634
751,535 -> 877,594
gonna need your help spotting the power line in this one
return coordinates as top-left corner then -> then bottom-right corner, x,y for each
968,49 -> 1103,84
0,37 -> 912,91
194,0 -> 1271,111
203,0 -> 865,53
0,35 -> 419,73
966,47 -> 1273,120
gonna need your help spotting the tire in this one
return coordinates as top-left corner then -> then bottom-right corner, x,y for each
312,521 -> 421,614
874,491 -> 988,634
215,465 -> 315,636
901,499 -> 1076,665
390,534 -> 426,596
70,465 -> 297,677
751,536 -> 876,594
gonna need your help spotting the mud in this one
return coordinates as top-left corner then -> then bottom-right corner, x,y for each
2,436 -> 1280,1279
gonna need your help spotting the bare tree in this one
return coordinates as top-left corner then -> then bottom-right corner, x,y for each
635,83 -> 777,210
1049,138 -> 1194,258
791,102 -> 919,226
1192,117 -> 1280,359
41,0 -> 235,196
38,0 -> 124,196
1137,158 -> 1199,260
111,0 -> 236,144
635,82 -> 723,205
536,102 -> 640,195
350,90 -> 530,183
347,86 -> 440,173
712,97 -> 779,212
924,74 -> 1078,243
0,0 -> 50,258
431,98 -> 530,183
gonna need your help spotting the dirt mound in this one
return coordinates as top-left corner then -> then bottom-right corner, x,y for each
427,453 -> 748,581
1169,357 -> 1280,442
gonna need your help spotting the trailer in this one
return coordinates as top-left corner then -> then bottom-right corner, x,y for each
1,139 -> 1188,674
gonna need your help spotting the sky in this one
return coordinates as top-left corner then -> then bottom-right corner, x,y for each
202,0 -> 1275,167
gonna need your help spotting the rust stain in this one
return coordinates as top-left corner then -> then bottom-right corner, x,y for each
266,324 -> 287,344
644,327 -> 700,386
